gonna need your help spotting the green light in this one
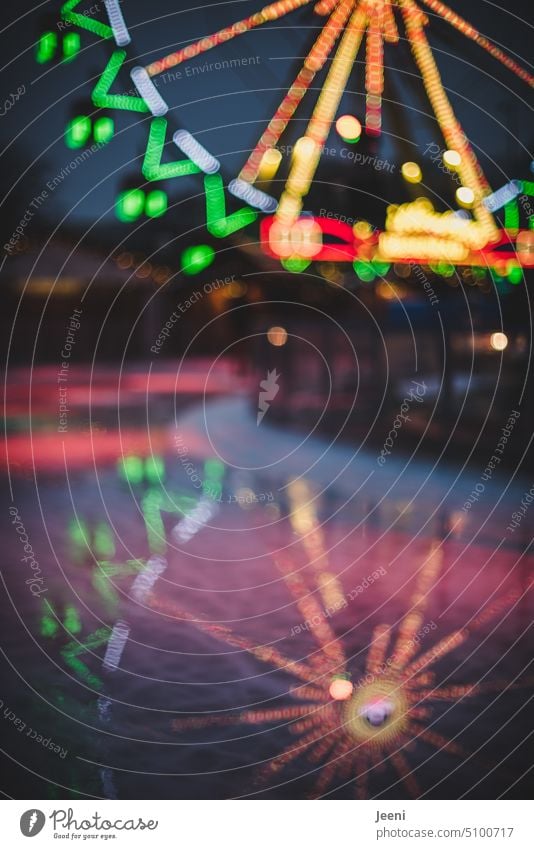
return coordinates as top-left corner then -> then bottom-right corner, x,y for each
93,116 -> 114,144
94,522 -> 116,558
63,604 -> 82,635
204,458 -> 225,480
93,559 -> 145,611
145,455 -> 165,484
204,173 -> 257,237
92,50 -> 148,112
142,491 -> 167,555
203,458 -> 225,499
116,189 -> 145,222
68,517 -> 90,563
118,454 -> 145,484
145,189 -> 168,218
372,260 -> 391,276
62,32 -> 81,62
61,0 -> 112,39
504,201 -> 519,231
181,244 -> 215,275
36,31 -> 58,64
40,600 -> 59,639
61,626 -> 111,689
508,265 -> 523,285
280,257 -> 311,273
353,261 -> 376,282
142,488 -> 196,554
65,115 -> 92,149
436,262 -> 455,278
142,118 -> 199,181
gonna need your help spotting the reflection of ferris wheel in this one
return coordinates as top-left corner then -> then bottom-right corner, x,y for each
56,0 -> 534,276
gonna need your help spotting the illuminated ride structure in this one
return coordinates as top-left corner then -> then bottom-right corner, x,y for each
51,0 -> 534,283
155,533 -> 533,798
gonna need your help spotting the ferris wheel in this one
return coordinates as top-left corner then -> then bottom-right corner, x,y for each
49,0 -> 534,278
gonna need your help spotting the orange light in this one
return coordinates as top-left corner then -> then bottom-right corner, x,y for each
329,677 -> 353,701
267,326 -> 288,346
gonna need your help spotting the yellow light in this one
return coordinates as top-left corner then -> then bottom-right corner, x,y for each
385,199 -> 488,250
443,149 -> 462,169
335,114 -> 362,142
329,678 -> 353,701
267,326 -> 288,346
456,186 -> 475,208
401,161 -> 422,183
353,220 -> 374,240
490,332 -> 508,351
258,147 -> 282,181
293,136 -> 317,161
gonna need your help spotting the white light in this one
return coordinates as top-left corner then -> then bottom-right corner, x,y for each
173,130 -> 220,174
483,180 -> 522,213
104,0 -> 131,45
130,67 -> 168,116
229,178 -> 278,213
102,620 -> 130,672
130,555 -> 167,602
490,332 -> 508,351
172,497 -> 218,543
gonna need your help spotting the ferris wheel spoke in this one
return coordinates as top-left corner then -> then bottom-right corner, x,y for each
419,0 -> 534,87
277,3 -> 368,223
145,0 -> 316,78
365,2 -> 385,136
239,0 -> 357,186
399,0 -> 497,239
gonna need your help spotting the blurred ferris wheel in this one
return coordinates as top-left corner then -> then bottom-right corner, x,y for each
48,0 -> 534,278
